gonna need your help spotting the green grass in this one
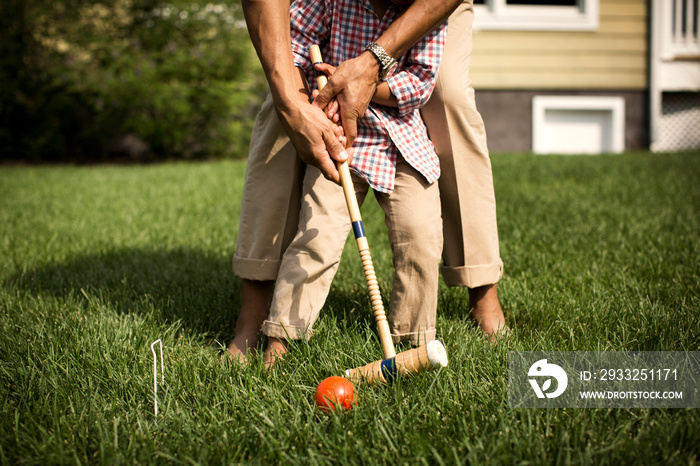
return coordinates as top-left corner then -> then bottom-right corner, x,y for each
1,152 -> 699,465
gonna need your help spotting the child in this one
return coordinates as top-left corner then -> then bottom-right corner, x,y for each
260,0 -> 446,364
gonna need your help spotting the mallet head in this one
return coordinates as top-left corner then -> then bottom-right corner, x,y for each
345,340 -> 448,385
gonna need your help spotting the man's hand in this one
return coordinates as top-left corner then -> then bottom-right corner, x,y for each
312,52 -> 380,148
310,0 -> 459,146
276,96 -> 349,184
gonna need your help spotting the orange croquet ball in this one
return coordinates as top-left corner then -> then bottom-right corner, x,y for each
313,376 -> 357,412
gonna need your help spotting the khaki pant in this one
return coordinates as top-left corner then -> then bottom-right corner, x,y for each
233,0 -> 502,287
261,159 -> 442,345
233,95 -> 304,281
422,1 -> 502,287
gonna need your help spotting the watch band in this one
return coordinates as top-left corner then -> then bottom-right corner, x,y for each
364,42 -> 397,81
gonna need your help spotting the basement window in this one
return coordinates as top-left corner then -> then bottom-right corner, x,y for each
473,0 -> 599,31
531,96 -> 626,155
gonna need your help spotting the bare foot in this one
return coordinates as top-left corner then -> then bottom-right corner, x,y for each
469,284 -> 508,339
222,279 -> 274,364
263,337 -> 289,369
223,334 -> 257,364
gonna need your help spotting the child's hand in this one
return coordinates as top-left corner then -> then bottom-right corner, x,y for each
314,62 -> 337,78
314,63 -> 342,123
313,88 -> 347,148
334,121 -> 348,149
312,89 -> 341,124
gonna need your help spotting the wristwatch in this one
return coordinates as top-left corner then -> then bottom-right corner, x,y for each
364,42 -> 397,81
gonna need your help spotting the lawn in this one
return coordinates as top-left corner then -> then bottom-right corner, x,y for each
1,152 -> 699,465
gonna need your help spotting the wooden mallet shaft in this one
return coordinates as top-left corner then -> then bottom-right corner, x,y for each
310,44 -> 396,359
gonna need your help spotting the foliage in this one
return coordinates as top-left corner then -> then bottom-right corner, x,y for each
0,0 -> 265,162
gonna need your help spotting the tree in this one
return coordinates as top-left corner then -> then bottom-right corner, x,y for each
0,0 -> 265,162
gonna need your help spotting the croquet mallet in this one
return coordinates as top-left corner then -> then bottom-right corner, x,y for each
310,45 -> 448,385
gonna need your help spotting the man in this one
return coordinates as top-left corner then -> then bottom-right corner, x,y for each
228,0 -> 506,363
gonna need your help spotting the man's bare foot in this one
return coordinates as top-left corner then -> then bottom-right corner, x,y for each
263,337 -> 289,369
469,284 -> 508,340
222,279 -> 274,364
222,333 -> 258,364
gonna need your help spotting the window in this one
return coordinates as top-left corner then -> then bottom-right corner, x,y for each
473,0 -> 599,31
531,96 -> 625,154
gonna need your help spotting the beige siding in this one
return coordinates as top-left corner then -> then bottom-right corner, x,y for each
471,0 -> 648,90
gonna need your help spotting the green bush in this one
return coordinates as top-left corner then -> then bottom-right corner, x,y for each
0,0 -> 266,162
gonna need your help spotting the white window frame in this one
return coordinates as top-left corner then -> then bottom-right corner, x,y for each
532,96 -> 626,154
473,0 -> 599,31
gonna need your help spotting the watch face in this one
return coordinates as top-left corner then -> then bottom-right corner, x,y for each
382,63 -> 397,80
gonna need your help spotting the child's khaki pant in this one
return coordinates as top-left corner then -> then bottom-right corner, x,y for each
260,160 -> 443,345
233,0 -> 502,289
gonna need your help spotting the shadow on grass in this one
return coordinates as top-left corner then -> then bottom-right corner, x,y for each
6,248 -> 241,342
5,247 -> 378,345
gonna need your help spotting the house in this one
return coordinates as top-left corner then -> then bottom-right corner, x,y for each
470,0 -> 700,154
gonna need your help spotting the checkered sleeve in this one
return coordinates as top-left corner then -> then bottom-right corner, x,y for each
385,23 -> 446,118
290,1 -> 331,74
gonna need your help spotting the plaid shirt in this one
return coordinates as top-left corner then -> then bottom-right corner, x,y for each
290,0 -> 446,194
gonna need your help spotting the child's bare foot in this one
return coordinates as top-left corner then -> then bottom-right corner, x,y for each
469,284 -> 509,340
263,337 -> 289,369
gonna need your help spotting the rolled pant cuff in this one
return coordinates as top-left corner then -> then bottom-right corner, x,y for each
392,328 -> 436,347
260,320 -> 312,341
441,260 -> 504,288
232,254 -> 281,281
